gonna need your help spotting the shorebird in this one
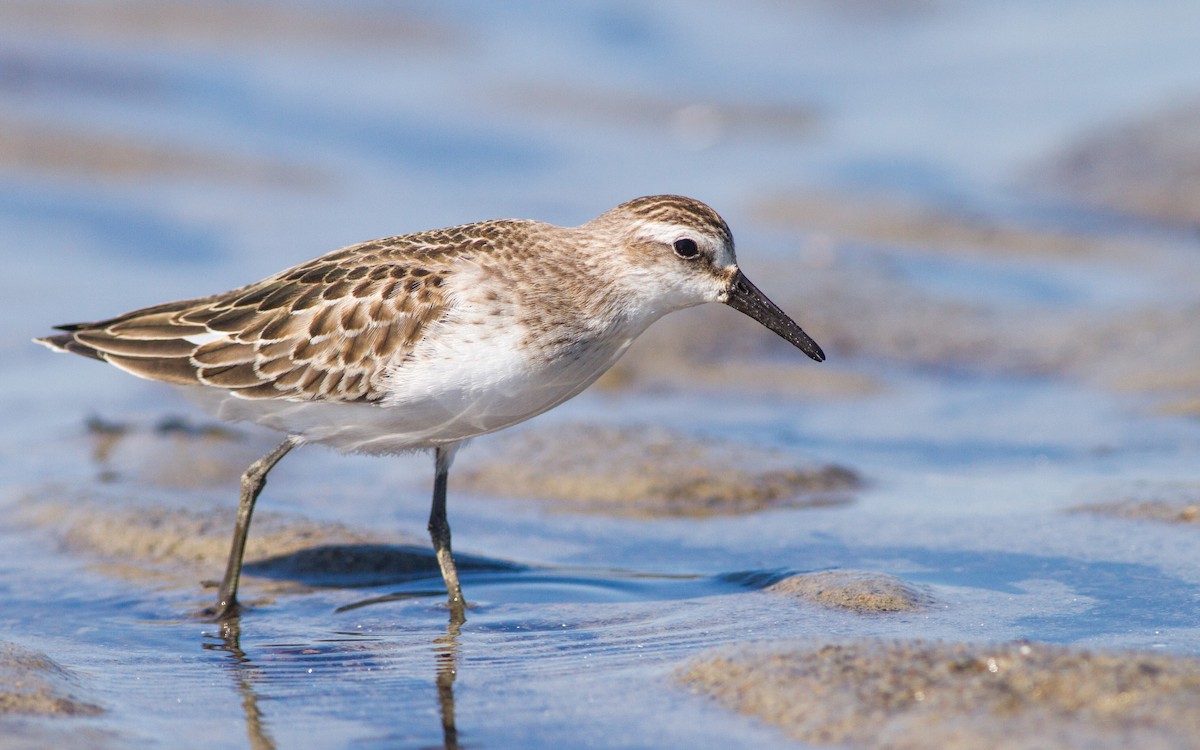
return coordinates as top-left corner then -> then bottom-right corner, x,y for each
37,195 -> 825,621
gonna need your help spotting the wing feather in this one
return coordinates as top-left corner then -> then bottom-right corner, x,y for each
36,223 -> 503,403
198,362 -> 264,388
192,340 -> 257,367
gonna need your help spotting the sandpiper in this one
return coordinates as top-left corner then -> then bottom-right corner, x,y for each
37,195 -> 825,621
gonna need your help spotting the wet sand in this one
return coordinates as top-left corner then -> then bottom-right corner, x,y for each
765,570 -> 934,613
0,643 -> 100,719
680,640 -> 1200,749
458,423 -> 859,518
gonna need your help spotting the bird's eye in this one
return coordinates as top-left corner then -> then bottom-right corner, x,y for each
673,238 -> 700,259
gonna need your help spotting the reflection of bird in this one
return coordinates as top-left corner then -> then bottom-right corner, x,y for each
37,195 -> 825,620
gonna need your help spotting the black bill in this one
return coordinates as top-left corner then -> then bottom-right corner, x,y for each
723,269 -> 825,362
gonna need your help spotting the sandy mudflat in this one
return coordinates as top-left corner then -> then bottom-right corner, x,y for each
16,484 -> 526,617
680,639 -> 1200,749
754,191 -> 1138,260
765,570 -> 935,613
1071,493 -> 1200,527
1033,99 -> 1200,227
15,488 -> 422,609
18,490 -> 394,570
457,422 -> 860,518
0,116 -> 326,187
0,642 -> 110,750
0,642 -> 100,719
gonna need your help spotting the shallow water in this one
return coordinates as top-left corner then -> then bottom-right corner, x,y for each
3,1 -> 1200,748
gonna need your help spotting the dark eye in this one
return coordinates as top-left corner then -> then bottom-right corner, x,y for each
673,238 -> 700,259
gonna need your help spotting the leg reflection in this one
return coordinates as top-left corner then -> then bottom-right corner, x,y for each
204,618 -> 277,750
203,609 -> 463,749
434,614 -> 462,750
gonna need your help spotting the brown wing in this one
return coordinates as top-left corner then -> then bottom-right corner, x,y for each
36,229 -> 483,402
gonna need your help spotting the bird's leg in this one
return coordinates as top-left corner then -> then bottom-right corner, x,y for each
428,443 -> 465,622
211,436 -> 298,620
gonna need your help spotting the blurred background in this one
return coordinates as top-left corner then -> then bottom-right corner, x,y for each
4,2 -> 1200,748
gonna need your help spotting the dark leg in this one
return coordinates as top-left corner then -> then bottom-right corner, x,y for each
211,436 -> 298,620
428,443 -> 465,622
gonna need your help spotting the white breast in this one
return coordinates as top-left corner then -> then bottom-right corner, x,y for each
368,276 -> 640,451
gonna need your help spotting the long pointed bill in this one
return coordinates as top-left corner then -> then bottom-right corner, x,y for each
723,269 -> 825,362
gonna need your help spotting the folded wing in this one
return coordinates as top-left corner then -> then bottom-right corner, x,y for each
37,239 -> 455,403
